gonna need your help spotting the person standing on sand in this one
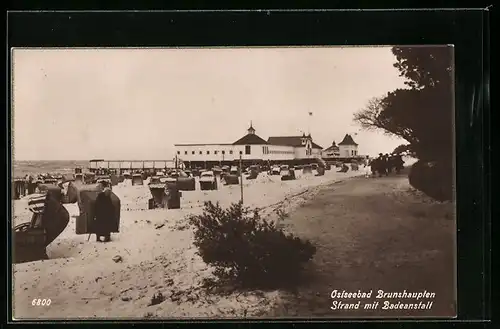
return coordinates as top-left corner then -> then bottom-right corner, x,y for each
394,154 -> 405,174
376,153 -> 385,177
364,156 -> 372,178
384,154 -> 391,176
93,187 -> 117,242
386,154 -> 395,174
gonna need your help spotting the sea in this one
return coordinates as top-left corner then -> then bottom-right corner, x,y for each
12,160 -> 89,179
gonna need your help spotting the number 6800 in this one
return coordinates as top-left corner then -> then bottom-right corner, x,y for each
32,298 -> 51,306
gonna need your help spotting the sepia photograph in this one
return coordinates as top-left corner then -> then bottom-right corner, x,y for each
11,46 -> 456,319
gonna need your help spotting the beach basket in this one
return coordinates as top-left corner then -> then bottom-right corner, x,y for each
110,174 -> 119,186
223,174 -> 240,185
75,173 -> 84,183
14,222 -> 47,246
247,170 -> 258,180
12,180 -> 26,200
165,184 -> 181,209
148,185 -> 167,209
84,172 -> 97,184
13,222 -> 48,263
176,177 -> 196,191
37,184 -> 64,202
281,170 -> 296,181
302,165 -> 312,174
74,184 -> 121,235
132,174 -> 144,186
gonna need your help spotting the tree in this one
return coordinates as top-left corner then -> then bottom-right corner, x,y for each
392,144 -> 411,155
354,46 -> 454,161
354,47 -> 454,201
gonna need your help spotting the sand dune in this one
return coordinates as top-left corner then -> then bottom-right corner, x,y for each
12,169 -> 364,319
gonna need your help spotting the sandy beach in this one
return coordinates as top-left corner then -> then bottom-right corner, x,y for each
12,169 -> 364,319
11,45 -> 458,321
12,162 -> 455,319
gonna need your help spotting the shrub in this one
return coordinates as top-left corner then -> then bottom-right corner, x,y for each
409,160 -> 453,202
188,201 -> 316,289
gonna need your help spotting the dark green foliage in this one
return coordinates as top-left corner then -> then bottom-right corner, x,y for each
354,46 -> 454,201
393,144 -> 412,155
354,46 -> 453,162
409,160 -> 453,202
189,201 -> 316,289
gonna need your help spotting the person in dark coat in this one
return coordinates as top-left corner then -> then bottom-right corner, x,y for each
93,187 -> 118,242
376,153 -> 385,177
394,154 -> 405,173
382,153 -> 391,176
387,154 -> 395,174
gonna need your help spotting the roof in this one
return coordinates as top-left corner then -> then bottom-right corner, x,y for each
323,143 -> 340,152
267,136 -> 323,149
233,133 -> 268,145
174,143 -> 233,146
268,136 -> 304,147
338,134 -> 358,146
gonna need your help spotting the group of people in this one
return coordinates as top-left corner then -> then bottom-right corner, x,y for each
367,153 -> 405,177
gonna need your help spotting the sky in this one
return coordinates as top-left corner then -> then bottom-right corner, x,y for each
12,47 -> 409,160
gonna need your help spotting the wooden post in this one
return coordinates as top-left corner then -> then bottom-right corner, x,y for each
239,153 -> 243,204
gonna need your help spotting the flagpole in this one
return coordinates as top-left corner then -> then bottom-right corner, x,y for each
308,111 -> 313,136
308,112 -> 310,135
239,153 -> 243,204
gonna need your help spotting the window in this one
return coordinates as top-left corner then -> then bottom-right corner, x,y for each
351,150 -> 354,156
192,151 -> 195,155
239,151 -> 243,155
207,151 -> 210,155
199,151 -> 202,155
214,151 -> 218,155
184,151 -> 188,155
245,145 -> 251,155
177,151 -> 180,155
222,150 -> 225,155
229,150 -> 233,155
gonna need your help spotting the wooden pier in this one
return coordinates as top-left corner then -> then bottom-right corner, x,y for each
87,159 -> 182,173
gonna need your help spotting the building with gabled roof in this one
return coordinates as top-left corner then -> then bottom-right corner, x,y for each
337,134 -> 359,158
233,123 -> 268,145
174,123 -> 324,168
322,141 -> 340,158
338,134 -> 358,146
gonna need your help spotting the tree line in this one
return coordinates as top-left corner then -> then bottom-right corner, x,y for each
354,46 -> 454,201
